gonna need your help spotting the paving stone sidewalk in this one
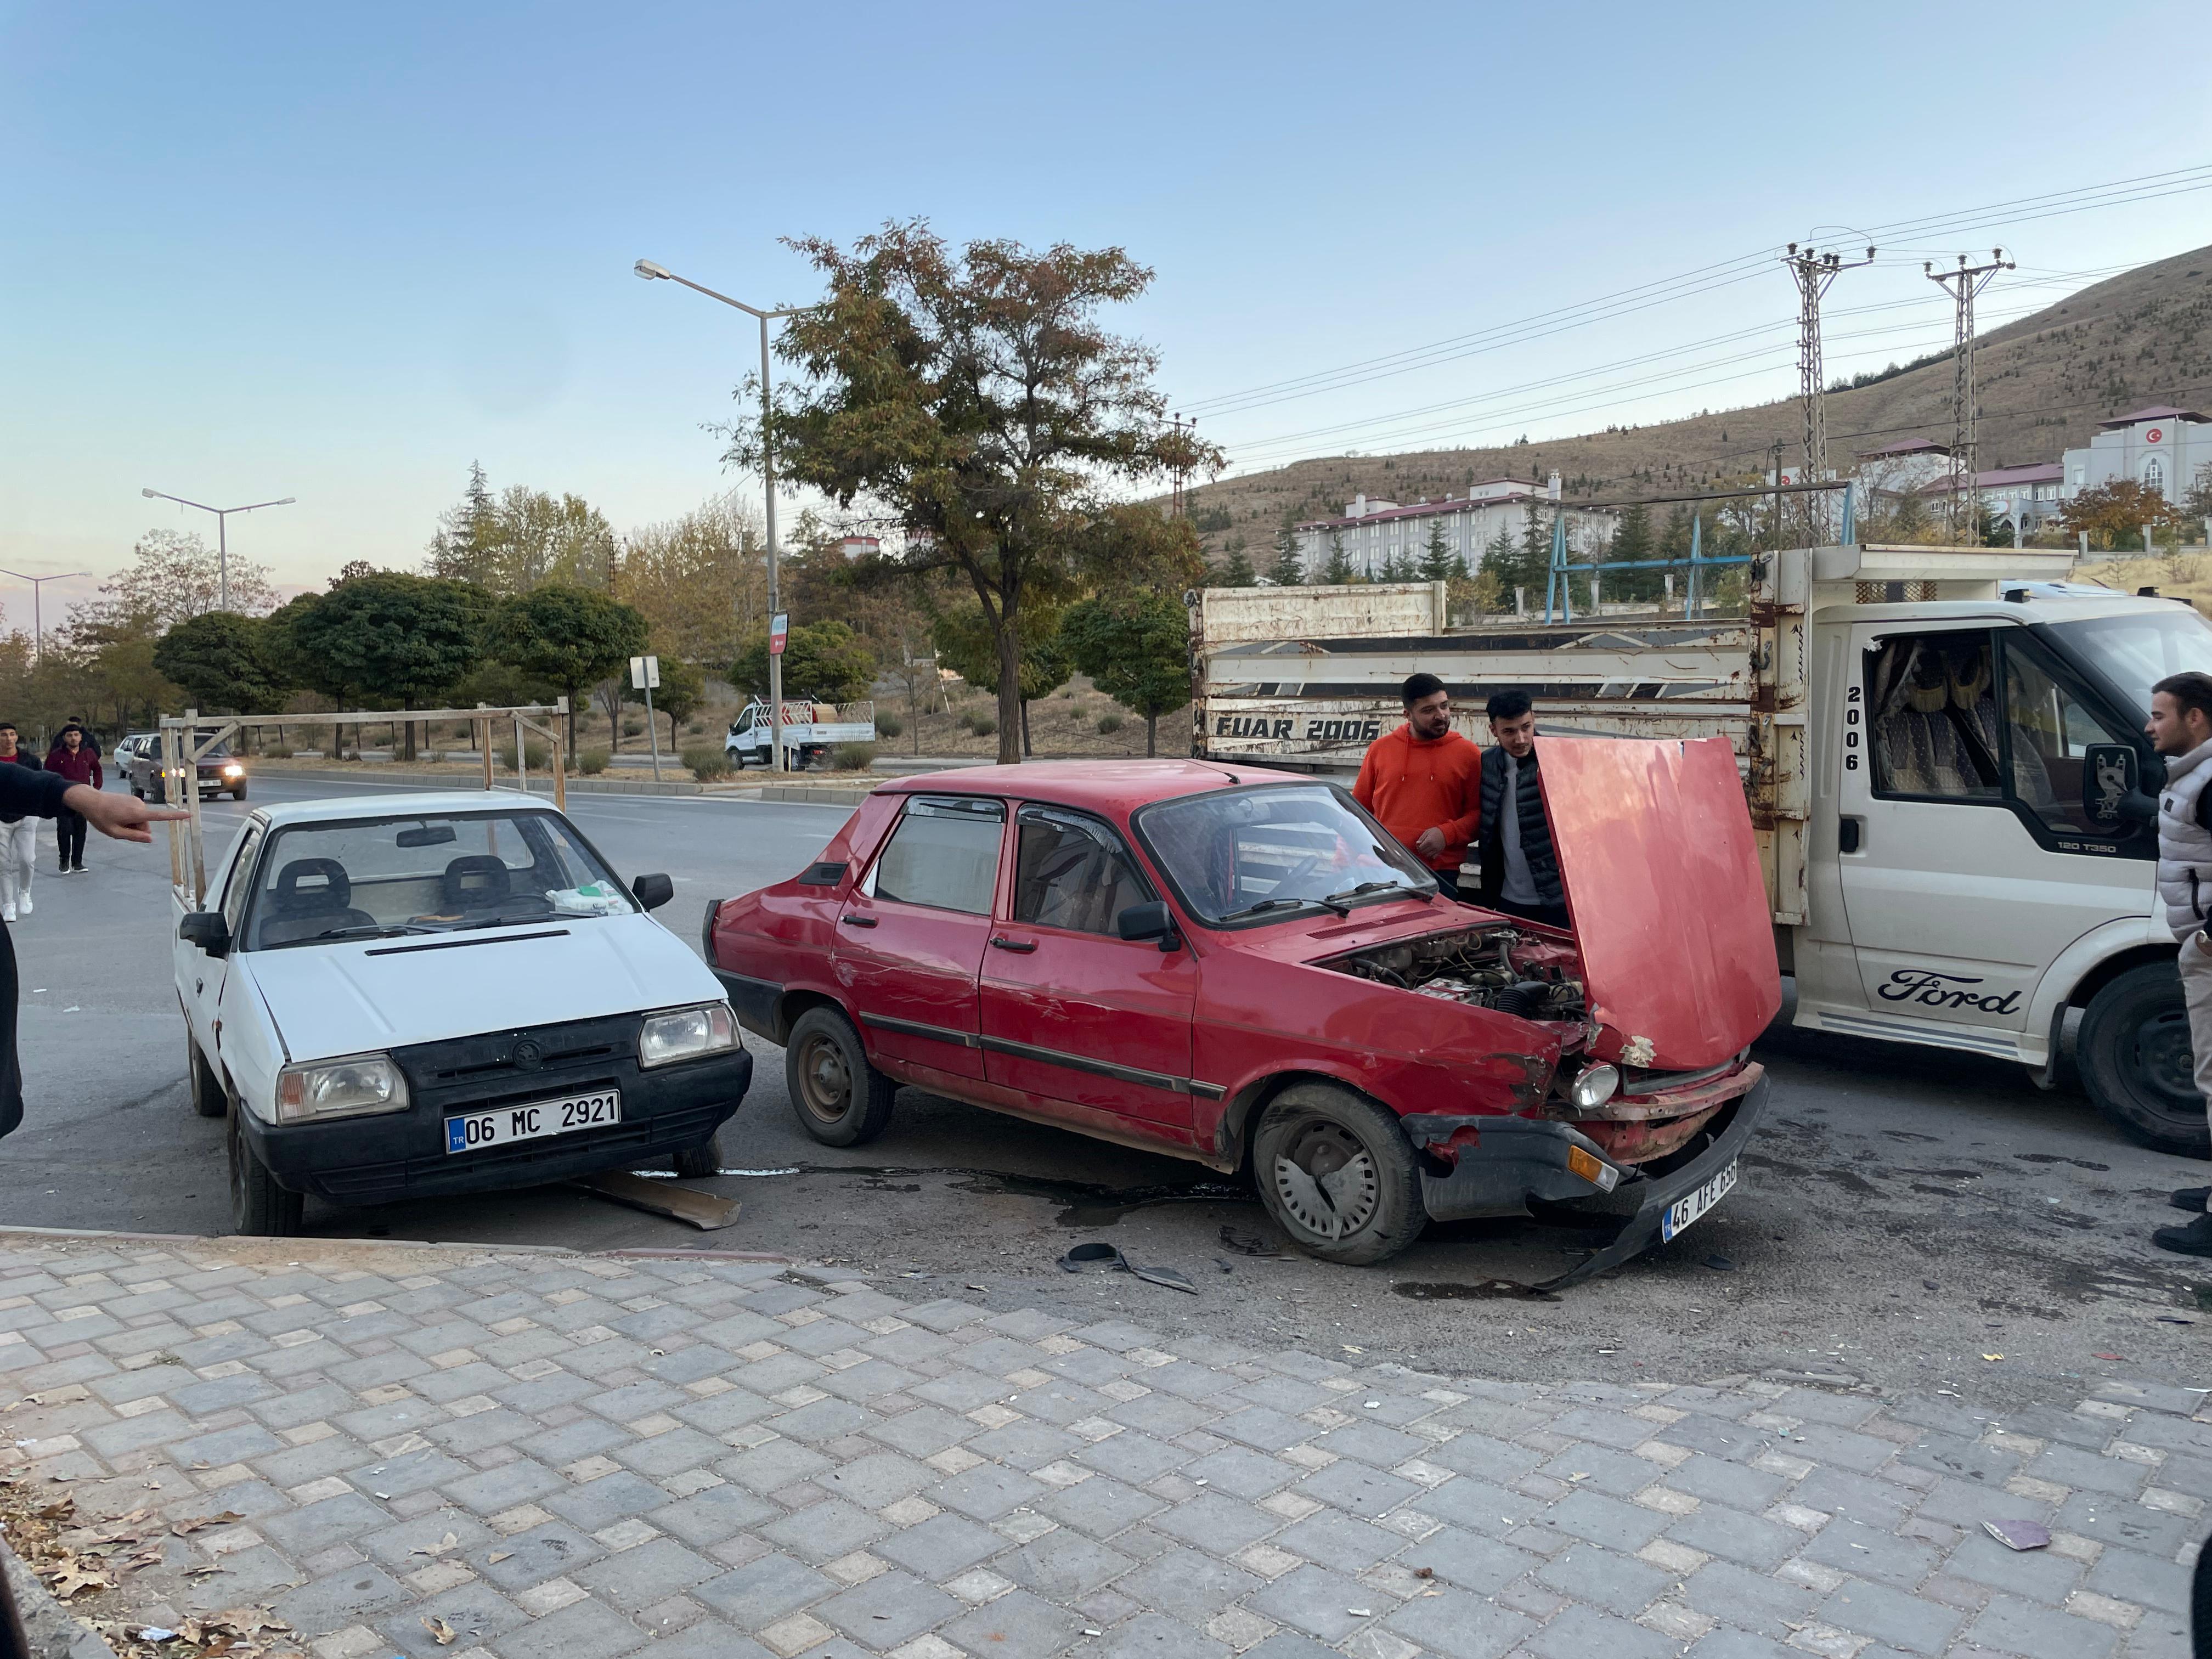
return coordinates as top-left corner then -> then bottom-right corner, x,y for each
0,1233 -> 2202,1659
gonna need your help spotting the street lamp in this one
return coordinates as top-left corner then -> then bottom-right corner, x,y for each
140,488 -> 297,612
0,569 -> 91,666
634,257 -> 804,774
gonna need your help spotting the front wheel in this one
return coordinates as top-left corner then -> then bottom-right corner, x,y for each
228,1104 -> 304,1235
2078,962 -> 2208,1158
784,1007 -> 896,1147
230,784 -> 247,801
1251,1084 -> 1427,1266
187,1031 -> 227,1119
150,775 -> 167,805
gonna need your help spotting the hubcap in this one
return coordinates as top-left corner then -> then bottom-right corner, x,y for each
2128,1007 -> 2204,1124
799,1035 -> 851,1123
1271,1120 -> 1380,1240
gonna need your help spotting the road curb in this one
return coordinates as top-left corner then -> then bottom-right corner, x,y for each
0,1533 -> 120,1659
0,1225 -> 799,1267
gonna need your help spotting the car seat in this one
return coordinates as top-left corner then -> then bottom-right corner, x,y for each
257,858 -> 377,947
441,854 -> 514,912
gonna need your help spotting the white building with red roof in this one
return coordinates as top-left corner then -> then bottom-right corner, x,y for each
2062,404 -> 2211,503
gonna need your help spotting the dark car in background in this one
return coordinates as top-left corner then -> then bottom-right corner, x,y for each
131,731 -> 248,802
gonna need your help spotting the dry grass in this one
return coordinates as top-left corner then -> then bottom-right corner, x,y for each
874,674 -> 1190,760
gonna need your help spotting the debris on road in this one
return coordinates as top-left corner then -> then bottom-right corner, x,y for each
1983,1519 -> 2051,1551
1218,1226 -> 1283,1257
1059,1240 -> 1198,1293
573,1171 -> 741,1229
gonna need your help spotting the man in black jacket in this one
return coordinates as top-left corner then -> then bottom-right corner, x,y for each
1476,690 -> 1568,929
0,766 -> 179,1139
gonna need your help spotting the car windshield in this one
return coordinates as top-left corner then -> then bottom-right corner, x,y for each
1135,783 -> 1433,926
2040,608 -> 2212,724
243,809 -> 631,950
150,735 -> 229,759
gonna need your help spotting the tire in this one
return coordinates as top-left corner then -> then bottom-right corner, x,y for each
672,1131 -> 724,1179
230,784 -> 247,801
150,775 -> 167,805
131,785 -> 144,800
1251,1084 -> 1427,1266
785,1006 -> 896,1147
2078,962 -> 2209,1158
228,1103 -> 304,1236
187,1031 -> 227,1119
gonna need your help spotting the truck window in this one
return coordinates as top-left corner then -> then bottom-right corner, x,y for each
1012,806 -> 1153,935
1999,639 -> 2137,838
864,797 -> 1005,915
1866,632 -> 2002,802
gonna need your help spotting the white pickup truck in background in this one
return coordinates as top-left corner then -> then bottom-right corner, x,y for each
725,699 -> 876,769
1190,541 -> 2212,1157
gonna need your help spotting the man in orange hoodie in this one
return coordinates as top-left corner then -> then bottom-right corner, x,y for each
1353,673 -> 1481,896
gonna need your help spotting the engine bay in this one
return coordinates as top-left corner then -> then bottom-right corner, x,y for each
1320,925 -> 1586,1023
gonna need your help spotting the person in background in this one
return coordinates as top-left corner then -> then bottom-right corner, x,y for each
1477,690 -> 1568,929
0,724 -> 42,923
1352,672 -> 1481,898
2142,672 -> 2212,1256
43,724 -> 100,874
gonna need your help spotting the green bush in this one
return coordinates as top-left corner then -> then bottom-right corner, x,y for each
621,717 -> 645,737
873,711 -> 904,740
968,713 -> 997,738
1096,712 -> 1124,735
578,748 -> 610,776
682,742 -> 733,782
684,720 -> 704,735
267,745 -> 294,760
832,742 -> 877,772
499,738 -> 551,771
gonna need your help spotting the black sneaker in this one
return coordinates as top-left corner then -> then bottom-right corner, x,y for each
2153,1214 -> 2212,1257
2172,1187 -> 2211,1212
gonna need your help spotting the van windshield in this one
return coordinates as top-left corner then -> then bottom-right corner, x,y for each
2040,609 -> 2212,723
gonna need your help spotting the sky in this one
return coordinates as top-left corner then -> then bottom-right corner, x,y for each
3,0 -> 2210,635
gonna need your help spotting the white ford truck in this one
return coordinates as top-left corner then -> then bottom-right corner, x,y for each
1191,542 -> 2212,1155
725,699 -> 876,769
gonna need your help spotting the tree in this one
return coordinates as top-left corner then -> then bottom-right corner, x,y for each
731,619 -> 876,706
1218,538 -> 1257,587
726,221 -> 1218,764
1273,523 -> 1305,586
2058,478 -> 2184,552
1419,522 -> 1457,583
1063,592 -> 1189,757
426,469 -> 619,595
107,528 -> 276,627
153,613 -> 292,718
619,497 -> 768,663
1322,532 -> 1355,585
284,574 -> 488,759
486,582 -> 648,752
622,652 -> 706,751
932,603 -> 1070,755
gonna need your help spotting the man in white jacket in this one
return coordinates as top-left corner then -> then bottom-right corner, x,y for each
2148,671 -> 2212,1255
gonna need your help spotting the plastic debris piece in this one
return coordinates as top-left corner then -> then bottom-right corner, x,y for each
1705,1254 -> 1736,1271
1983,1519 -> 2050,1552
424,1615 -> 458,1645
1058,1241 -> 1197,1294
1982,1353 -> 2003,1361
1218,1226 -> 1284,1259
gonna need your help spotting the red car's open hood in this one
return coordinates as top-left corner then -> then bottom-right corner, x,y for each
1539,736 -> 1779,1069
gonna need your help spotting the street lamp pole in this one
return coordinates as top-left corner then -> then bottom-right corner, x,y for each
139,489 -> 297,612
634,258 -> 803,774
0,569 -> 92,666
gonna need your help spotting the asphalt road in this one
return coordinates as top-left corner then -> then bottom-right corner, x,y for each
3,773 -> 2208,1410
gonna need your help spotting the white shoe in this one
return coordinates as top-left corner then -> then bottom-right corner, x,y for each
16,894 -> 28,915
3,904 -> 16,924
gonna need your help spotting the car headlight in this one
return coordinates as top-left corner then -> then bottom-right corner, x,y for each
1568,1063 -> 1620,1110
221,764 -> 243,777
639,1002 -> 738,1068
275,1053 -> 409,1123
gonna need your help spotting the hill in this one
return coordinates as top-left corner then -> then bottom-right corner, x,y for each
1181,242 -> 2212,555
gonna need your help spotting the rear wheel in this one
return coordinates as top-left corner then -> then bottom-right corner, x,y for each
785,1007 -> 896,1147
187,1031 -> 227,1119
1251,1084 -> 1426,1266
2079,963 -> 2209,1157
672,1131 -> 724,1179
228,1103 -> 303,1236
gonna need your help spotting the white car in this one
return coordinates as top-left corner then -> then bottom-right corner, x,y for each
174,791 -> 752,1234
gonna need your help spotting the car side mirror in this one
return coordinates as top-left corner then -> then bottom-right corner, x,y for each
179,911 -> 231,958
2081,743 -> 2139,829
1115,900 -> 1181,951
632,873 -> 675,912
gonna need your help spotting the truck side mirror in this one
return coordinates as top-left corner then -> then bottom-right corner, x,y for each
179,911 -> 232,958
632,874 -> 675,912
1115,900 -> 1181,951
2081,744 -> 2139,828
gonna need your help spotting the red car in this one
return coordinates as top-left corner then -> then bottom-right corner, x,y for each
706,743 -> 1779,1276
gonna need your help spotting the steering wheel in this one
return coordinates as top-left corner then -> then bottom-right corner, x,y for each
1273,850 -> 1327,895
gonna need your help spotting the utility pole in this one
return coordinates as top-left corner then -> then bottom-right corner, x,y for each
1926,249 -> 2014,544
1781,242 -> 1874,542
1167,413 -> 1197,518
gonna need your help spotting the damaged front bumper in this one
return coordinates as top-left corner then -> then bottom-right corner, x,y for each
1404,1074 -> 1771,1289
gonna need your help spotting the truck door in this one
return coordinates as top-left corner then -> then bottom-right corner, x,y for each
1835,624 -> 2151,1054
834,794 -> 1005,1081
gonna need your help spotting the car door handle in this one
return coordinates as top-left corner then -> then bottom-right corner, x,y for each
990,936 -> 1037,953
840,915 -> 878,928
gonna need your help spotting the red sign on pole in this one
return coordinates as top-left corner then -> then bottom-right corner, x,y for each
769,613 -> 789,656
